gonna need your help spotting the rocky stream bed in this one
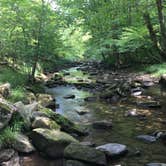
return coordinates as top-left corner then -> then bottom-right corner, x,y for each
0,62 -> 166,166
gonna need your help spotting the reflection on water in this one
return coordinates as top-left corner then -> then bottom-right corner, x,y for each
46,68 -> 166,166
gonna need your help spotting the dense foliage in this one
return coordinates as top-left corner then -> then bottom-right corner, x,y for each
0,0 -> 166,78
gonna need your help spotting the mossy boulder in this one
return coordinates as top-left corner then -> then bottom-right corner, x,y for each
31,128 -> 78,158
39,108 -> 88,136
32,117 -> 60,130
64,143 -> 107,166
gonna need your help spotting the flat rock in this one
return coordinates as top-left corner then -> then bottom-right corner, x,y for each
142,81 -> 154,88
146,163 -> 166,166
13,134 -> 35,153
0,149 -> 15,163
64,143 -> 107,166
96,143 -> 128,158
31,128 -> 78,158
137,101 -> 161,109
136,135 -> 157,143
92,120 -> 112,129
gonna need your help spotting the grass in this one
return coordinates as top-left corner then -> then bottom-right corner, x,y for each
144,63 -> 166,76
0,65 -> 28,102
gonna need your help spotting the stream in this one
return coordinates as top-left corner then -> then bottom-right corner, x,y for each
23,65 -> 166,166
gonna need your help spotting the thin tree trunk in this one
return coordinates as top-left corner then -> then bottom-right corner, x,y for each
143,12 -> 166,59
156,0 -> 166,52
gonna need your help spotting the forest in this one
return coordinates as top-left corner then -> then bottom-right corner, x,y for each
0,0 -> 166,166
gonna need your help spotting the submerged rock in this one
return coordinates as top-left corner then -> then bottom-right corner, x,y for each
96,143 -> 128,158
76,109 -> 89,115
92,120 -> 112,129
31,128 -> 78,158
136,135 -> 157,143
136,101 -> 161,109
64,95 -> 75,99
146,163 -> 166,166
64,143 -> 107,166
13,134 -> 35,153
65,160 -> 91,166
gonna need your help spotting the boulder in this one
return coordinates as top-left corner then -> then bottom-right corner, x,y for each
0,149 -> 15,163
23,92 -> 36,104
31,128 -> 78,158
142,81 -> 154,88
14,101 -> 38,128
96,143 -> 128,158
32,117 -> 60,130
0,152 -> 20,166
64,143 -> 107,166
40,108 -> 88,136
136,135 -> 157,143
0,98 -> 17,130
12,134 -> 35,153
0,83 -> 11,98
37,93 -> 55,109
65,160 -> 91,166
92,120 -> 112,129
146,163 -> 166,166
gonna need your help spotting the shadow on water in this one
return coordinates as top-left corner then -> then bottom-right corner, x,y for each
45,67 -> 166,166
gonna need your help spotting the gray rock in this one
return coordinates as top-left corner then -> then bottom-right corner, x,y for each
32,116 -> 60,130
14,101 -> 38,128
65,160 -> 90,166
96,143 -> 128,158
0,149 -> 15,163
92,120 -> 112,129
0,83 -> 11,98
142,81 -> 154,88
146,163 -> 166,166
31,128 -> 78,158
64,143 -> 107,166
136,135 -> 157,143
0,98 -> 16,130
1,152 -> 20,166
13,134 -> 35,153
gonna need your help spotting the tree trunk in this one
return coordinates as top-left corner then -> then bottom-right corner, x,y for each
143,12 -> 166,59
156,0 -> 166,52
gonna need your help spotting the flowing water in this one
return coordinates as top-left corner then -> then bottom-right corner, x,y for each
23,66 -> 166,166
